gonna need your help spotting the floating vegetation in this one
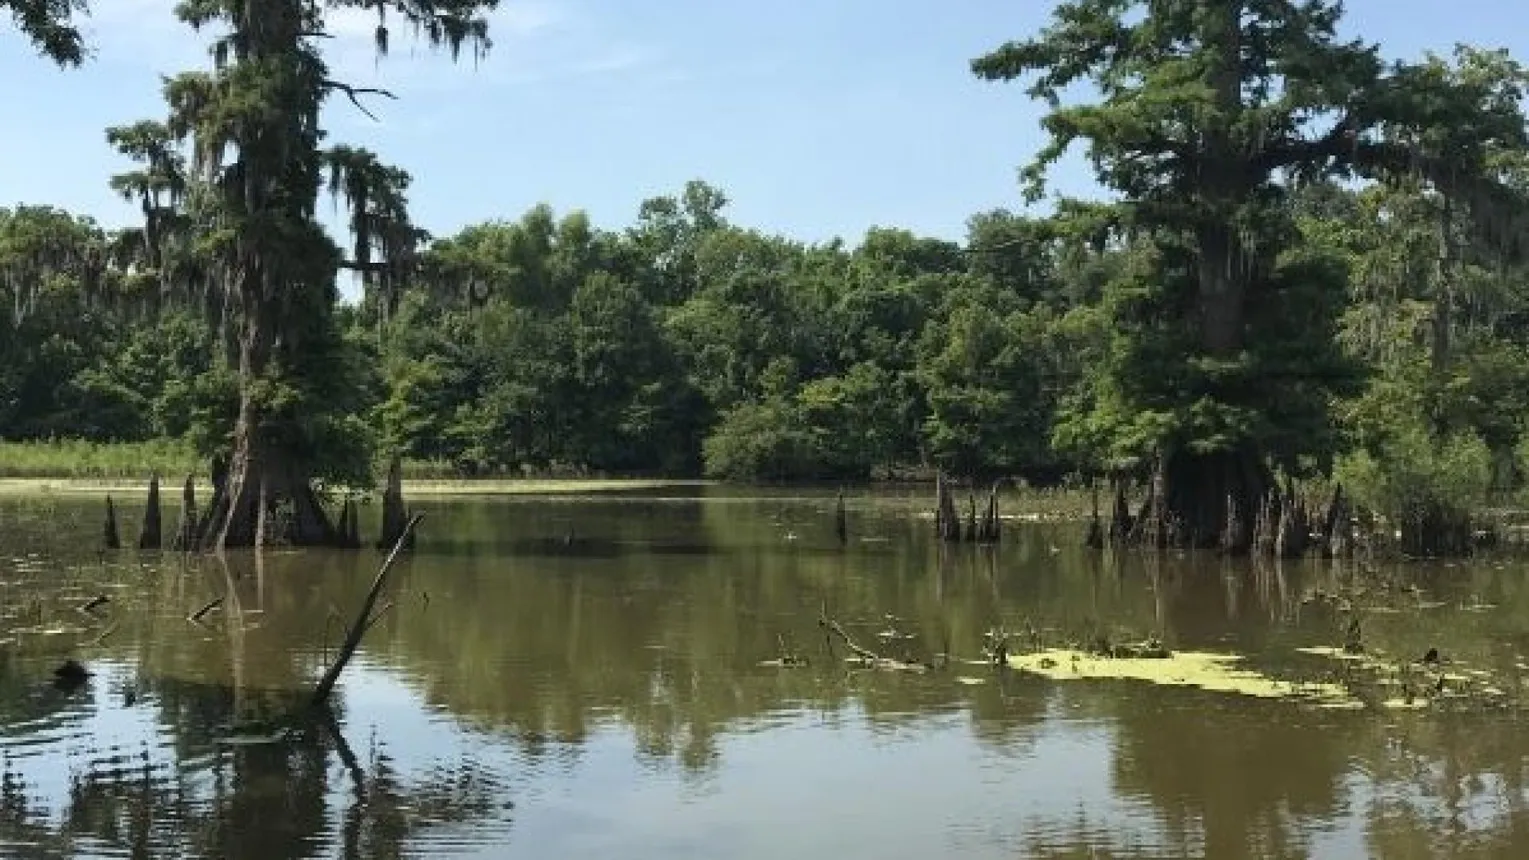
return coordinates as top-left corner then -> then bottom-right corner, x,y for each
1295,645 -> 1520,711
1006,648 -> 1355,704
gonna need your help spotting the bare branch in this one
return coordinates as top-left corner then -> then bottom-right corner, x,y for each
321,79 -> 398,122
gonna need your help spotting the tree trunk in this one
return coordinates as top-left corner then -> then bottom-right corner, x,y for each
201,301 -> 336,549
137,474 -> 162,550
1156,4 -> 1267,549
1197,1 -> 1249,359
1161,447 -> 1271,550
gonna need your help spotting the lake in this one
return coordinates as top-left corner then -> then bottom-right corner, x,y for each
0,485 -> 1527,858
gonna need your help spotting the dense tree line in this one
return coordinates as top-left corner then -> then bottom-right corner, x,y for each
4,1 -> 1529,548
6,172 -> 1527,487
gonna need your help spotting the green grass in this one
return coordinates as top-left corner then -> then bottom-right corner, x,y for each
0,439 -> 200,479
0,440 -> 709,497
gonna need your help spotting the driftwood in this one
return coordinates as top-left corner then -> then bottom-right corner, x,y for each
138,474 -> 162,550
313,512 -> 422,707
103,495 -> 120,549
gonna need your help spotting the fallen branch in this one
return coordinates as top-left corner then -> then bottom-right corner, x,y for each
817,611 -> 928,672
361,600 -> 395,637
77,594 -> 110,615
311,513 -> 422,707
188,596 -> 224,624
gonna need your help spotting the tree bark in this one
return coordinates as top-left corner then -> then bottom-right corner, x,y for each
1161,447 -> 1271,550
202,292 -> 337,549
1162,3 -> 1266,546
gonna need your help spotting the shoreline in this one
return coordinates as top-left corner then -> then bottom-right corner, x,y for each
0,477 -> 714,498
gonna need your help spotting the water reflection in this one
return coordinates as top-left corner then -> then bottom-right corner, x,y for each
0,490 -> 1526,857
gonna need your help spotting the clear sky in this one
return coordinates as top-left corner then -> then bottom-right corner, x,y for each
2,0 -> 1527,246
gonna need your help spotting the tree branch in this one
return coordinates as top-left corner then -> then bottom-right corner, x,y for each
339,259 -> 390,273
322,79 -> 398,122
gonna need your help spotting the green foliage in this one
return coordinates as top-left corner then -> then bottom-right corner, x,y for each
3,0 -> 88,66
1337,423 -> 1493,525
702,396 -> 818,482
4,0 -> 1529,517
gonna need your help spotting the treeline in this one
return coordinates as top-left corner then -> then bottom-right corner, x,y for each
3,173 -> 1527,507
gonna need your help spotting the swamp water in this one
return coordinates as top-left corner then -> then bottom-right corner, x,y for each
0,487 -> 1527,858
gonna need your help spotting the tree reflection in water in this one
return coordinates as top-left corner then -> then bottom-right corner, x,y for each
0,492 -> 1527,858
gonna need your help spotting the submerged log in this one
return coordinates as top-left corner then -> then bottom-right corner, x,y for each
313,512 -> 423,707
376,457 -> 408,551
103,496 -> 120,549
172,475 -> 197,551
137,474 -> 162,550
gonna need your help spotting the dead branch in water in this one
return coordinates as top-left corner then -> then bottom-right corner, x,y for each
312,513 -> 422,707
817,610 -> 929,672
362,601 -> 395,637
188,596 -> 224,624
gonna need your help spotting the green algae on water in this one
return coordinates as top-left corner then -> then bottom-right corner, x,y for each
1007,648 -> 1355,704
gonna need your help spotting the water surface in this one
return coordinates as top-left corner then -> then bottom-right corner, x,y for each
0,487 -> 1527,858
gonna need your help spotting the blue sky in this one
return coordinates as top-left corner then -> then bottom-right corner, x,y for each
3,0 -> 1527,246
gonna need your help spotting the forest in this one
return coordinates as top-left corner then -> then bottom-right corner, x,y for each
2,1 -> 1528,551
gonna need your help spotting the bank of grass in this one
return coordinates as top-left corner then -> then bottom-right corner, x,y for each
0,441 -> 709,497
0,441 -> 1098,512
0,439 -> 199,479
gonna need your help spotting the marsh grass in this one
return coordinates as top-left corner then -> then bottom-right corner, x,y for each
0,441 -> 1102,516
0,440 -> 199,479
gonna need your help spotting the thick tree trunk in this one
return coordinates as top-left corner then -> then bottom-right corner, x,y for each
208,448 -> 338,549
201,297 -> 336,550
1160,447 -> 1271,550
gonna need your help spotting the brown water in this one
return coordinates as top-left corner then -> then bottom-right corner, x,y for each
1,486 -> 1528,859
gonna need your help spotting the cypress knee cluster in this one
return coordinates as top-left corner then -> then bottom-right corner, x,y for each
934,475 -> 1000,544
